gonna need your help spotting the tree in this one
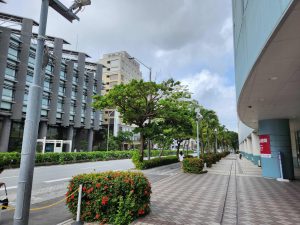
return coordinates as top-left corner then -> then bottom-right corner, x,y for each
159,99 -> 194,157
93,79 -> 190,162
114,131 -> 133,150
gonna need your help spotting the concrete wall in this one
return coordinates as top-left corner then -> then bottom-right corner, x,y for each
233,0 -> 294,97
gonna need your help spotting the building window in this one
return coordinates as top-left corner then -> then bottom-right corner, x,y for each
45,65 -> 53,74
2,84 -> 14,101
57,98 -> 64,112
42,97 -> 49,108
44,79 -> 51,91
110,74 -> 118,80
23,93 -> 28,104
5,67 -> 16,79
0,101 -> 12,110
69,115 -> 74,121
58,84 -> 65,95
56,112 -> 62,119
28,56 -> 35,66
111,67 -> 119,72
8,47 -> 18,60
72,74 -> 78,84
41,109 -> 48,117
60,70 -> 67,80
26,71 -> 33,84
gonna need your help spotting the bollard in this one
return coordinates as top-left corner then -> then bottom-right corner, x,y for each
276,152 -> 289,182
72,184 -> 84,225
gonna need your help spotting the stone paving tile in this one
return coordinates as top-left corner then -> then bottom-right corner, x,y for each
133,155 -> 300,225
64,155 -> 300,225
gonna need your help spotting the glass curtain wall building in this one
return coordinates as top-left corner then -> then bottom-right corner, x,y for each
232,0 -> 300,179
0,13 -> 103,152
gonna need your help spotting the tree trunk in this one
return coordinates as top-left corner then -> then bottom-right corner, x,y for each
159,148 -> 164,158
140,133 -> 145,162
176,140 -> 182,158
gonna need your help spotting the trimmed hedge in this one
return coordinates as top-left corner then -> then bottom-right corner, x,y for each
0,150 -> 179,168
183,151 -> 230,173
132,152 -> 179,170
66,171 -> 151,225
182,158 -> 204,174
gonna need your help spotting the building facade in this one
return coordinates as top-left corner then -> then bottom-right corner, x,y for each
99,51 -> 142,142
232,0 -> 300,179
0,13 -> 103,152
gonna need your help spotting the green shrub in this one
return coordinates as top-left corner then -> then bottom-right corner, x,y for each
66,171 -> 151,224
0,152 -> 20,168
182,158 -> 204,174
0,150 -> 183,168
139,156 -> 178,169
132,151 -> 178,170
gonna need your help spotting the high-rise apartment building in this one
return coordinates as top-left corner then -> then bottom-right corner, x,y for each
0,13 -> 103,152
232,0 -> 300,180
99,51 -> 142,139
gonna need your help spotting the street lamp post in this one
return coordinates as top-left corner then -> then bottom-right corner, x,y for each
214,128 -> 218,154
128,57 -> 152,160
106,110 -> 114,151
195,108 -> 202,159
13,1 -> 91,225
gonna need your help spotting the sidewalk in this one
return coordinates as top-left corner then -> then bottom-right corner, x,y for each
133,154 -> 300,225
59,155 -> 300,225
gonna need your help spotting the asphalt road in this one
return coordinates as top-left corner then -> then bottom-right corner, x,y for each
0,159 -> 135,224
0,159 -> 180,225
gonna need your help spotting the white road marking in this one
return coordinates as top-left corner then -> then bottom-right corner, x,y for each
44,177 -> 71,183
0,175 -> 18,179
0,185 -> 17,190
56,219 -> 73,225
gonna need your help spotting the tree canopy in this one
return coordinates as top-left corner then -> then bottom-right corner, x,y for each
93,79 -> 238,161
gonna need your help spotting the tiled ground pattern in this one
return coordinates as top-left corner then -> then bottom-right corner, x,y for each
134,155 -> 300,225
221,161 -> 237,225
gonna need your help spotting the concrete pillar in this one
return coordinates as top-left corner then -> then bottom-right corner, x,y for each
244,139 -> 249,158
67,126 -> 74,141
0,117 -> 12,152
48,38 -> 63,125
38,121 -> 47,139
84,71 -> 93,129
74,53 -> 86,128
247,136 -> 253,161
251,133 -> 261,166
62,61 -> 74,127
0,27 -> 11,106
12,18 -> 34,120
88,129 -> 94,152
66,126 -> 74,152
94,64 -> 103,130
258,119 -> 294,180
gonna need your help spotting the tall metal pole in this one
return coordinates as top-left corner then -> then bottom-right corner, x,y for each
215,131 -> 218,153
13,1 -> 49,224
147,68 -> 152,160
196,119 -> 200,159
106,111 -> 114,151
107,121 -> 110,151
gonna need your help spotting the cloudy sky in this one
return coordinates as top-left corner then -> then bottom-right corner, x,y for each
2,0 -> 237,131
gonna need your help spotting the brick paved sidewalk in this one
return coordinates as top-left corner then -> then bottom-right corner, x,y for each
133,154 -> 300,225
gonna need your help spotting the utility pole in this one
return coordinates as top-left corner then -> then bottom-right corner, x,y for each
13,1 -> 90,224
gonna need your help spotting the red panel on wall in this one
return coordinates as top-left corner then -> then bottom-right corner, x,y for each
259,134 -> 271,158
